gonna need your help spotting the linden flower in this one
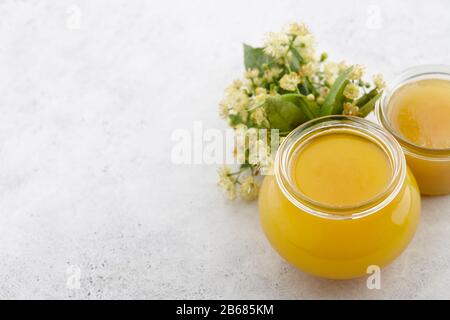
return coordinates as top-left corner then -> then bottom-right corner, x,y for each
317,97 -> 325,104
233,123 -> 248,137
343,102 -> 359,116
251,107 -> 269,127
338,60 -> 349,72
245,127 -> 259,145
279,72 -> 300,91
324,62 -> 338,78
253,87 -> 268,108
223,81 -> 250,123
249,139 -> 271,167
252,77 -> 263,88
326,75 -> 337,86
254,139 -> 273,175
233,124 -> 249,163
235,127 -> 258,158
349,64 -> 365,81
217,166 -> 236,200
293,34 -> 316,62
301,62 -> 318,77
260,157 -> 274,176
218,101 -> 228,119
238,109 -> 248,122
245,68 -> 260,79
239,176 -> 259,201
263,32 -> 290,59
317,87 -> 329,104
343,83 -> 360,100
217,22 -> 386,201
299,46 -> 316,63
255,87 -> 267,96
286,22 -> 310,36
225,80 -> 243,94
226,89 -> 249,113
373,74 -> 385,90
323,62 -> 338,86
218,165 -> 232,181
223,180 -> 236,200
264,67 -> 282,82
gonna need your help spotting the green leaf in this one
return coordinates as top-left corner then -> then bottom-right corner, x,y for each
320,66 -> 354,116
243,44 -> 274,72
355,88 -> 378,107
281,94 -> 318,119
289,47 -> 303,71
228,114 -> 241,127
298,78 -> 318,96
358,92 -> 382,117
263,96 -> 309,132
298,82 -> 309,95
305,77 -> 318,96
330,81 -> 349,115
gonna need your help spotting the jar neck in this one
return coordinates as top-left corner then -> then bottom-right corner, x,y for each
376,64 -> 450,161
274,116 -> 406,220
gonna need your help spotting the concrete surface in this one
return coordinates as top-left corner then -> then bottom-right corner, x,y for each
0,0 -> 449,299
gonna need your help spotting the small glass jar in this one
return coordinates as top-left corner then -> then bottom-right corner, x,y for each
259,116 -> 421,279
376,65 -> 450,195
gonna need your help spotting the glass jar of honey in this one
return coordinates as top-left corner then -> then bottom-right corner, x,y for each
259,116 -> 421,279
376,65 -> 450,195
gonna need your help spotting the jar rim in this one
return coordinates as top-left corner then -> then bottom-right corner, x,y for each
375,64 -> 450,160
274,115 -> 406,220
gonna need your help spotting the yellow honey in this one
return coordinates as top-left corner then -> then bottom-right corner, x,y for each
388,79 -> 450,149
292,133 -> 392,208
259,116 -> 421,279
377,66 -> 450,195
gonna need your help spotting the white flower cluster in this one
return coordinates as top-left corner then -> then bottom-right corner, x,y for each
217,166 -> 259,201
217,22 -> 385,201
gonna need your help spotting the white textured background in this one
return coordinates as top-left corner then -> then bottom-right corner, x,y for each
0,0 -> 449,299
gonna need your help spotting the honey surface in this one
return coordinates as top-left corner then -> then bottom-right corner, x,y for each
292,133 -> 392,208
388,79 -> 450,149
